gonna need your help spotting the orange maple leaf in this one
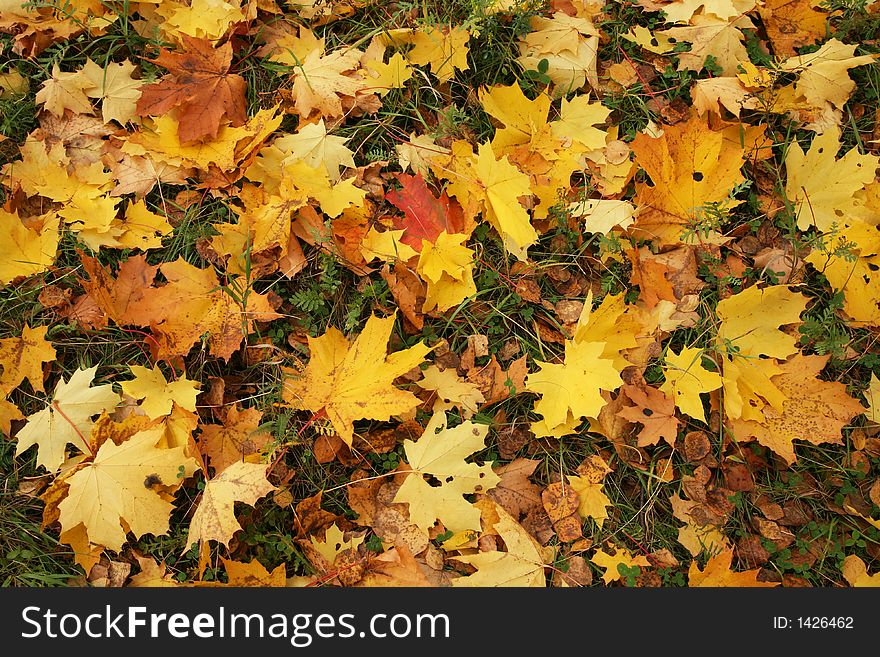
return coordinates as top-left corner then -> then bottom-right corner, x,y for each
136,35 -> 247,144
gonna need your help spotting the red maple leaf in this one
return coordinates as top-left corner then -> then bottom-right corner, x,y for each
386,173 -> 465,251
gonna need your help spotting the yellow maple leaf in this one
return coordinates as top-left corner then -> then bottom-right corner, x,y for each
157,0 -> 245,42
670,493 -> 731,557
360,227 -> 418,263
805,216 -> 880,325
199,404 -> 270,475
281,313 -> 430,446
417,231 -> 477,312
658,15 -> 754,77
309,523 -> 366,568
591,546 -> 651,584
526,339 -> 622,434
385,26 -> 470,83
688,547 -> 777,587
716,285 -> 808,359
731,354 -> 865,465
480,83 -> 553,155
120,365 -> 200,420
394,412 -> 500,533
550,93 -> 611,152
362,40 -> 413,97
473,142 -> 537,261
115,200 -> 174,250
0,323 -> 56,395
35,63 -> 95,116
58,427 -> 199,552
720,353 -> 786,422
221,557 -> 287,586
81,58 -> 144,125
0,209 -> 59,286
16,366 -> 119,472
289,47 -> 364,119
780,38 -> 877,110
784,130 -> 878,232
517,13 -> 599,94
630,114 -> 749,244
452,501 -> 546,587
271,118 -> 355,181
280,160 -> 366,218
416,364 -> 485,418
185,461 -> 275,550
659,347 -> 722,424
567,454 -> 613,528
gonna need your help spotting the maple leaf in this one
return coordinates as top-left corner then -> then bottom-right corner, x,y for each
186,461 -> 275,550
387,173 -> 466,250
417,231 -> 477,313
591,546 -> 651,584
658,16 -> 754,77
487,458 -> 543,519
384,26 -> 470,83
83,256 -> 280,361
568,199 -> 636,235
362,38 -> 413,97
804,217 -> 880,325
630,114 -> 747,243
157,0 -> 246,42
517,13 -> 599,94
783,130 -> 878,232
659,347 -> 722,424
271,118 -> 355,181
281,313 -> 431,446
58,427 -> 199,551
758,0 -> 829,57
136,36 -> 247,143
731,354 -> 864,465
567,455 -> 613,527
308,523 -> 366,570
359,227 -> 419,263
0,324 -> 56,395
715,285 -> 808,358
0,209 -> 59,286
288,47 -> 364,119
221,558 -> 287,586
416,364 -> 485,418
16,366 -> 119,472
473,142 -> 537,261
35,63 -> 95,116
119,365 -> 200,420
688,547 -> 777,586
199,405 -> 272,475
452,501 -> 546,587
617,383 -> 679,446
527,339 -> 622,435
129,554 -> 180,587
780,39 -> 876,110
720,354 -> 786,422
670,493 -> 730,557
81,58 -> 144,125
394,412 -> 500,533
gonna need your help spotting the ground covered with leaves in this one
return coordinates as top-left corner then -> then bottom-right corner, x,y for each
2,0 -> 880,588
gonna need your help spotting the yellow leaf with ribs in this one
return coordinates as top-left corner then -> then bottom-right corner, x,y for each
394,412 -> 500,533
282,313 -> 431,446
185,461 -> 275,550
16,366 -> 119,472
58,427 -> 199,552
